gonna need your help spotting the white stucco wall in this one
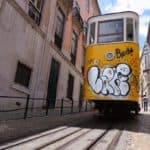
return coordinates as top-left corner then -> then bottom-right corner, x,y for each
0,1 -> 47,111
0,0 -> 84,111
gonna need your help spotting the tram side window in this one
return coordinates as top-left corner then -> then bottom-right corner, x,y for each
97,19 -> 123,43
89,23 -> 95,44
126,18 -> 134,41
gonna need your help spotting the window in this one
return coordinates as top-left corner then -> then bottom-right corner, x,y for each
97,19 -> 123,43
86,0 -> 90,12
74,1 -> 80,12
145,55 -> 148,69
46,58 -> 60,108
71,31 -> 78,65
126,18 -> 134,41
83,21 -> 88,37
28,0 -> 44,25
89,23 -> 95,44
67,74 -> 74,100
135,20 -> 138,42
15,62 -> 32,87
79,84 -> 83,107
79,84 -> 83,100
81,47 -> 85,73
54,8 -> 65,49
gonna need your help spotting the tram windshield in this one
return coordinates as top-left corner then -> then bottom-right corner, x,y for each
97,19 -> 123,43
87,12 -> 139,45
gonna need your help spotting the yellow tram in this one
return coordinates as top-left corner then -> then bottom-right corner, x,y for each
83,11 -> 140,114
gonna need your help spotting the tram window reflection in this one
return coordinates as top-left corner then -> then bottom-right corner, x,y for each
126,18 -> 134,41
97,19 -> 123,43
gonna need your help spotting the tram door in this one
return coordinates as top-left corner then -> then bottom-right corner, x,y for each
47,58 -> 60,108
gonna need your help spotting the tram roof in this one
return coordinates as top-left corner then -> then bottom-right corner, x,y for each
87,11 -> 139,22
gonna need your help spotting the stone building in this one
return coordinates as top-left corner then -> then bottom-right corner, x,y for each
0,0 -> 100,109
140,22 -> 150,107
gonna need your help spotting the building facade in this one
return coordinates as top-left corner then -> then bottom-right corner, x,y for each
140,22 -> 150,107
0,0 -> 100,108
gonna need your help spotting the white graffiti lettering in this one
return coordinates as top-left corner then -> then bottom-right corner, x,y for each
87,64 -> 131,96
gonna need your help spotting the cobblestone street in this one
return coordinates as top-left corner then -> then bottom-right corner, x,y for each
0,111 -> 95,144
0,0 -> 150,149
1,109 -> 150,149
126,110 -> 150,150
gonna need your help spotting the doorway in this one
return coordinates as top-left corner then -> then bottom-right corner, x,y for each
47,58 -> 60,108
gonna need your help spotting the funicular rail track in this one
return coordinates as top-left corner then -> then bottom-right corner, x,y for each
0,124 -> 124,150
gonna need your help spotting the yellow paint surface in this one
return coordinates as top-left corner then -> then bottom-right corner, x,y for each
83,42 -> 140,102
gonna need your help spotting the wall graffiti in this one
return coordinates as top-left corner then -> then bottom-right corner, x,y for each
87,64 -> 131,96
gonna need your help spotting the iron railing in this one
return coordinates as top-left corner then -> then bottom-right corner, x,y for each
0,95 -> 94,121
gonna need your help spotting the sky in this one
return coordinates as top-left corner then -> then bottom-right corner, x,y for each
97,0 -> 150,50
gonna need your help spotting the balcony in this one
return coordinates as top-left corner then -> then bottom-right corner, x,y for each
58,0 -> 73,14
72,7 -> 84,31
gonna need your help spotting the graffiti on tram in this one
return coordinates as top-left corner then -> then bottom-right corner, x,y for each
87,63 -> 131,96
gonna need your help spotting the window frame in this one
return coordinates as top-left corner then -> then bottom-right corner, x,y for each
86,0 -> 90,12
81,47 -> 85,74
66,74 -> 74,100
71,31 -> 78,65
97,19 -> 124,43
30,0 -> 43,12
14,62 -> 32,88
89,22 -> 96,44
54,7 -> 65,49
126,18 -> 134,42
74,1 -> 80,12
134,19 -> 139,43
28,0 -> 44,25
145,54 -> 148,69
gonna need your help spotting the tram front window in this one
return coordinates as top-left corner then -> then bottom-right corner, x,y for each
97,19 -> 123,43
